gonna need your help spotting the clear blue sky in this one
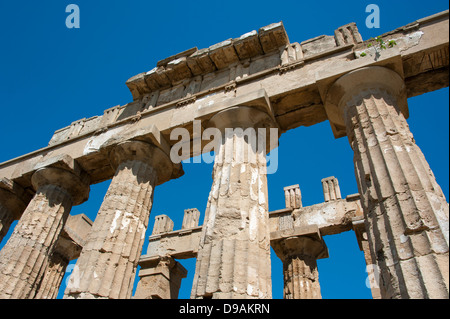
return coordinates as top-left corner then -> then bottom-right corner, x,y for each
0,1 -> 448,299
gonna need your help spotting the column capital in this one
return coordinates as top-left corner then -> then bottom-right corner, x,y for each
271,226 -> 328,261
205,106 -> 280,156
324,66 -> 408,138
0,178 -> 31,219
109,140 -> 173,185
31,167 -> 90,206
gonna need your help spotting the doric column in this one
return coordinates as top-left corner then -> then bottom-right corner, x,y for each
324,66 -> 449,298
134,256 -> 187,299
191,106 -> 278,299
0,178 -> 31,244
353,216 -> 382,299
64,140 -> 173,299
271,226 -> 328,299
0,160 -> 89,299
34,248 -> 71,299
34,214 -> 93,299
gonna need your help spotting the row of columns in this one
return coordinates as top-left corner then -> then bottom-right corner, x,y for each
0,66 -> 448,299
0,140 -> 174,299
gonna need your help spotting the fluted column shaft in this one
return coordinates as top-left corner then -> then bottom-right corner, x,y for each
271,232 -> 327,299
284,254 -> 321,299
0,166 -> 89,299
34,230 -> 84,299
326,66 -> 449,298
34,252 -> 69,299
192,106 -> 277,299
64,141 -> 170,299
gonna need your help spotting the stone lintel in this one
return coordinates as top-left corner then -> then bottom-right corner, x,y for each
269,193 -> 363,236
1,11 -> 448,190
145,226 -> 203,260
33,154 -> 86,179
195,88 -> 276,126
143,191 -> 362,263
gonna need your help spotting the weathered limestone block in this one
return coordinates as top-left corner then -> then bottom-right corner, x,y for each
284,184 -> 302,209
324,66 -> 449,298
165,57 -> 193,85
152,215 -> 174,235
258,22 -> 289,54
208,39 -> 240,70
145,227 -> 202,260
191,106 -> 278,299
301,35 -> 336,58
321,176 -> 342,202
182,208 -> 200,230
134,256 -> 187,299
186,48 -> 217,76
289,194 -> 363,236
271,225 -> 328,299
334,22 -> 363,46
233,30 -> 264,60
64,140 -> 173,299
0,178 -> 31,243
0,156 -> 90,299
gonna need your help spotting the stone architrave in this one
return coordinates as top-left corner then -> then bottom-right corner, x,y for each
0,158 -> 90,299
324,66 -> 449,299
191,106 -> 278,299
64,140 -> 173,299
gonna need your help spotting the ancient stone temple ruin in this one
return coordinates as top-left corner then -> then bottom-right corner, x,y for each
0,10 -> 448,299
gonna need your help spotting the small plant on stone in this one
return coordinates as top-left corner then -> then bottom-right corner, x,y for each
360,36 -> 397,57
